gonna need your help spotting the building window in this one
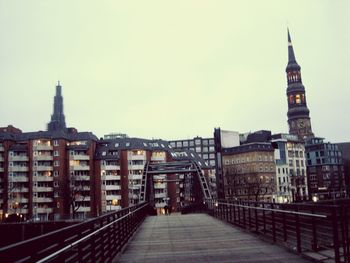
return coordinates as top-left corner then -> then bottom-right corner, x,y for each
54,171 -> 59,177
54,181 -> 59,187
54,151 -> 59,156
54,161 -> 60,166
295,94 -> 301,104
54,140 -> 59,146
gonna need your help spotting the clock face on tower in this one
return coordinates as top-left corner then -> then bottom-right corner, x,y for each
297,120 -> 305,128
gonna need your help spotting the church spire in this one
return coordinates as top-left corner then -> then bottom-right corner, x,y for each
47,81 -> 67,132
285,30 -> 314,140
286,29 -> 300,72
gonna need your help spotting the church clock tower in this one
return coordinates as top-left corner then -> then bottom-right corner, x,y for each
286,29 -> 314,140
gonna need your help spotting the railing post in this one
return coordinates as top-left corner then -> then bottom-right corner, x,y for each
248,202 -> 251,230
283,210 -> 287,242
341,205 -> 350,262
311,207 -> 318,251
271,203 -> 276,242
295,206 -> 301,253
255,203 -> 258,233
332,206 -> 340,263
262,203 -> 266,234
233,201 -> 236,224
242,203 -> 246,229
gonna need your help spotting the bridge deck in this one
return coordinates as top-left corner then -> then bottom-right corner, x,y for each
115,213 -> 309,263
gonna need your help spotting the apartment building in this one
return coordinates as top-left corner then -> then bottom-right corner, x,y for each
96,138 -> 210,214
221,142 -> 276,202
271,133 -> 308,203
305,137 -> 345,201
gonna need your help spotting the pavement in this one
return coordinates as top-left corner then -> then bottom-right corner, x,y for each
114,213 -> 310,263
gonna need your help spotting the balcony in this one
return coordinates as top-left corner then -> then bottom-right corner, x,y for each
9,176 -> 29,182
9,156 -> 29,162
76,196 -> 91,201
151,156 -> 166,161
155,193 -> 167,199
82,186 -> 91,191
34,155 -> 53,161
34,197 -> 53,203
76,206 -> 91,212
129,164 -> 145,170
11,187 -> 29,193
155,202 -> 167,208
105,175 -> 121,181
130,155 -> 146,161
74,176 -> 90,181
70,155 -> 90,161
70,165 -> 90,171
106,195 -> 122,201
33,145 -> 53,151
36,207 -> 53,213
9,166 -> 29,172
35,176 -> 54,182
106,205 -> 121,211
129,174 -> 142,180
35,166 -> 53,172
0,168 -> 4,172
105,185 -> 121,191
19,198 -> 29,203
16,209 -> 28,214
103,165 -> 120,171
0,156 -> 4,162
0,146 -> 4,151
154,183 -> 166,189
33,186 -> 54,192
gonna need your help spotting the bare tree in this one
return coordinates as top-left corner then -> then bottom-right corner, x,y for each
245,173 -> 275,202
69,175 -> 86,219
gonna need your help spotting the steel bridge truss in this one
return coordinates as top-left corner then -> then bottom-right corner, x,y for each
138,160 -> 212,208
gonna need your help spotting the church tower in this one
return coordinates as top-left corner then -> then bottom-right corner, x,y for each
47,81 -> 67,132
286,29 -> 314,140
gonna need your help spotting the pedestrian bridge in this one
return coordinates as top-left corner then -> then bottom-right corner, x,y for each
116,213 -> 307,263
1,200 -> 349,263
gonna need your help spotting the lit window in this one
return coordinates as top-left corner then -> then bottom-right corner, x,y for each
295,94 -> 301,104
115,143 -> 119,147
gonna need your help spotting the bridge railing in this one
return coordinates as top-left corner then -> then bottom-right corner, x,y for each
205,199 -> 350,263
0,202 -> 150,263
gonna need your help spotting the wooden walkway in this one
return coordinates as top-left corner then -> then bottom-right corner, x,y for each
115,213 -> 310,263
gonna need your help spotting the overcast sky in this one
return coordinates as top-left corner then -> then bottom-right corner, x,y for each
1,1 -> 349,142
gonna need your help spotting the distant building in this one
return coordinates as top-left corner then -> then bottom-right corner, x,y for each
0,82 -> 211,221
336,143 -> 350,195
305,137 -> 346,201
221,142 -> 276,202
103,133 -> 129,140
213,128 -> 240,199
271,133 -> 308,202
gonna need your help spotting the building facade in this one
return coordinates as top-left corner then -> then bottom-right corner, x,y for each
272,133 -> 308,203
305,137 -> 345,201
0,82 -> 212,221
221,142 -> 276,202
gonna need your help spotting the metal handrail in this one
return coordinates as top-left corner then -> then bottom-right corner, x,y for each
36,203 -> 149,263
213,201 -> 327,219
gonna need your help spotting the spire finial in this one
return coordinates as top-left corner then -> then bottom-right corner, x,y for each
287,28 -> 297,63
57,80 -> 60,86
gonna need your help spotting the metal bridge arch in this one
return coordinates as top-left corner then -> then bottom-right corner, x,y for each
138,160 -> 212,208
